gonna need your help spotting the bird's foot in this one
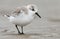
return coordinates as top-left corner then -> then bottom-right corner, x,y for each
18,31 -> 21,34
20,32 -> 24,34
18,32 -> 24,35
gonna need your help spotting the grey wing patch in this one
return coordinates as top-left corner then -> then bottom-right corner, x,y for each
21,6 -> 28,14
11,6 -> 28,17
11,7 -> 21,17
14,7 -> 21,13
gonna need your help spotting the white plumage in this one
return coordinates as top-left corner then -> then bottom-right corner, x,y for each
4,4 -> 41,34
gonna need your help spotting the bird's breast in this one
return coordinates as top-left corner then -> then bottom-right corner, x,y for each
10,15 -> 34,26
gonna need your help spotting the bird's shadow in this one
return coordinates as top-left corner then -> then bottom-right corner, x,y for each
2,32 -> 41,36
1,32 -> 41,38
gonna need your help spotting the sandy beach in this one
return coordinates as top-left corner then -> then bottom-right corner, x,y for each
0,0 -> 60,39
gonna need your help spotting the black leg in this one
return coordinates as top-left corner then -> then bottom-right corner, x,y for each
21,26 -> 24,34
15,25 -> 20,34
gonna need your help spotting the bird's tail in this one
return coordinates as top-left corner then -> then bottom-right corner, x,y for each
3,14 -> 15,20
3,15 -> 10,19
3,14 -> 10,17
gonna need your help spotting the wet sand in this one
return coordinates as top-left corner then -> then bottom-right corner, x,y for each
0,0 -> 60,39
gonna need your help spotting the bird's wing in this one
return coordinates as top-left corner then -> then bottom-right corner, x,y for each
14,7 -> 21,13
11,7 -> 22,17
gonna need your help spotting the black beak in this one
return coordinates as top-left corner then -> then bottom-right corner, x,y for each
35,12 -> 41,18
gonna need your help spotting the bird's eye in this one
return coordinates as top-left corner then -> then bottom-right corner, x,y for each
32,8 -> 35,11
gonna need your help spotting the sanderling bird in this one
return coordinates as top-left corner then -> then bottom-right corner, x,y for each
4,4 -> 41,34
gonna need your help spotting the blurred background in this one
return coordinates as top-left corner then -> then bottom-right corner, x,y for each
0,0 -> 60,39
0,0 -> 60,19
